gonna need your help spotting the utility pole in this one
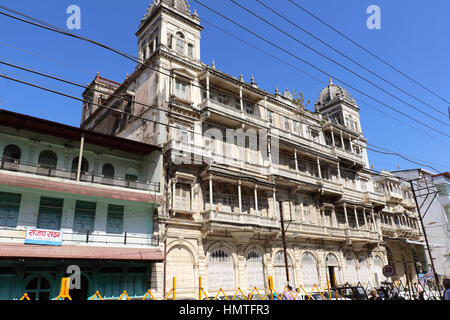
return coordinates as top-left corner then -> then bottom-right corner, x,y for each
278,201 -> 290,286
409,177 -> 442,298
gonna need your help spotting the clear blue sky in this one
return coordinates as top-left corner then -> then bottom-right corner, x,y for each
0,0 -> 448,173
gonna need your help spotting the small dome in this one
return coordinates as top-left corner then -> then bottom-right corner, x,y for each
141,0 -> 191,24
163,0 -> 191,14
317,77 -> 355,108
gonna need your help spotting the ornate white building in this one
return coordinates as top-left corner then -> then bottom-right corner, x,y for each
80,0 -> 425,298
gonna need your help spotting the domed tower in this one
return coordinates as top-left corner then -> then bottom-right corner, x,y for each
136,0 -> 202,63
315,77 -> 361,134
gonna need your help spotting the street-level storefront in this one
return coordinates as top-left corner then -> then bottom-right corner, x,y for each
0,244 -> 163,300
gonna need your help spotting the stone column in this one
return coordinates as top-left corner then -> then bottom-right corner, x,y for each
272,188 -> 277,219
354,207 -> 360,229
331,131 -> 336,147
337,163 -> 342,184
294,150 -> 299,172
206,71 -> 210,101
331,205 -> 337,227
254,185 -> 259,216
209,176 -> 213,210
343,204 -> 349,228
239,85 -> 244,113
172,179 -> 177,209
317,157 -> 322,179
238,180 -> 242,214
349,136 -> 354,153
363,208 -> 369,230
340,131 -> 345,149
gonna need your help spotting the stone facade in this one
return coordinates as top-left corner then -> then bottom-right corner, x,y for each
80,0 -> 426,298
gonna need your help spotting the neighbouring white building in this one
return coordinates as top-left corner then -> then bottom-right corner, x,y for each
393,169 -> 450,281
0,109 -> 164,300
79,0 -> 425,298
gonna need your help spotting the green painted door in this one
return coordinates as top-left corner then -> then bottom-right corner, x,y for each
0,275 -> 15,300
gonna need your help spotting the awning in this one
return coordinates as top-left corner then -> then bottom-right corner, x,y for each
0,243 -> 164,261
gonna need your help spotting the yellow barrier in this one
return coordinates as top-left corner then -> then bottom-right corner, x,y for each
21,274 -> 348,301
20,293 -> 30,301
142,289 -> 156,300
55,277 -> 72,301
214,288 -> 228,300
248,287 -> 264,300
232,287 -> 247,300
90,291 -> 104,300
118,291 -> 130,300
199,277 -> 209,300
165,277 -> 176,300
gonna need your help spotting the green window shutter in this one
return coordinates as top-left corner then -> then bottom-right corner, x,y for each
73,201 -> 96,233
0,192 -> 21,228
106,205 -> 124,234
37,197 -> 64,230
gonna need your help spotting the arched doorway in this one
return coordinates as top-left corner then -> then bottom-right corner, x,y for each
246,250 -> 265,290
326,254 -> 340,288
301,252 -> 319,289
273,251 -> 294,292
208,249 -> 235,293
357,256 -> 371,286
166,245 -> 195,299
345,255 -> 358,285
373,255 -> 384,286
25,275 -> 52,300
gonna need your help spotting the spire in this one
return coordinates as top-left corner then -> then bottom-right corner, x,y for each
329,76 -> 333,86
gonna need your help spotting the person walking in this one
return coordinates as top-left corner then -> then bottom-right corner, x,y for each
443,279 -> 450,300
282,285 -> 295,300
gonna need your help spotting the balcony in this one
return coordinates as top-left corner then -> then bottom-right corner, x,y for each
333,147 -> 365,165
168,139 -> 270,176
385,190 -> 403,202
199,99 -> 268,128
0,157 -> 160,193
202,210 -> 280,231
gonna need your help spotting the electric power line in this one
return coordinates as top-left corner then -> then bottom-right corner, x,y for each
0,5 -> 446,174
2,4 -> 449,141
254,0 -> 448,119
1,58 -> 446,174
191,0 -> 450,139
229,0 -> 450,129
200,17 -> 450,149
3,66 -> 445,179
287,0 -> 450,108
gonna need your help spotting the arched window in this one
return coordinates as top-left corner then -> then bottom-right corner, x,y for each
274,251 -> 294,292
246,250 -> 265,290
102,163 -> 115,178
25,275 -> 52,300
38,150 -> 57,170
2,144 -> 21,163
175,32 -> 185,54
208,249 -> 235,292
72,157 -> 89,173
301,253 -> 319,288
